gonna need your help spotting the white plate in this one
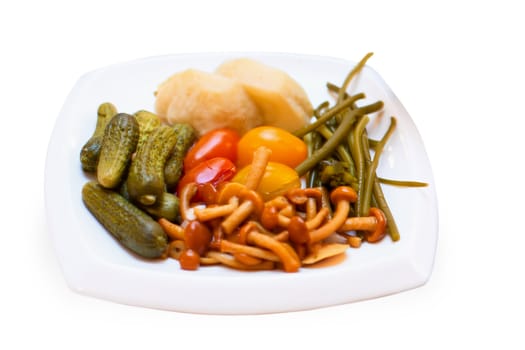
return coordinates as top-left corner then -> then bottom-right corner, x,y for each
45,52 -> 438,314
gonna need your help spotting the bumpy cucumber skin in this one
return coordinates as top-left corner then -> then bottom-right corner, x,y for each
164,123 -> 197,190
127,125 -> 178,205
134,110 -> 161,151
82,181 -> 167,259
80,102 -> 118,172
97,113 -> 139,189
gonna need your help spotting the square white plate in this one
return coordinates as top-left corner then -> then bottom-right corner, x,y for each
45,52 -> 438,314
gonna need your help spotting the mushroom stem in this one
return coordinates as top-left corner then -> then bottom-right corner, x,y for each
244,146 -> 272,190
339,216 -> 378,231
158,218 -> 185,240
194,197 -> 239,221
309,200 -> 350,243
246,231 -> 300,273
220,239 -> 280,262
264,195 -> 289,208
306,197 -> 317,220
305,207 -> 329,230
221,200 -> 255,234
276,207 -> 329,230
179,182 -> 198,221
233,253 -> 264,266
309,186 -> 357,243
339,207 -> 387,243
216,183 -> 264,235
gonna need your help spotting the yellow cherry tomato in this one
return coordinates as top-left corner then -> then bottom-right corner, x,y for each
233,162 -> 301,201
237,126 -> 307,168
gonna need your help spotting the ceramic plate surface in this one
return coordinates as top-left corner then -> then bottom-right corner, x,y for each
45,52 -> 438,314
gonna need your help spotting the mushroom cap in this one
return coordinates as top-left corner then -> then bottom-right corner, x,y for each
288,215 -> 309,244
261,205 -> 279,230
365,207 -> 387,243
330,186 -> 357,204
286,187 -> 324,206
217,182 -> 247,205
238,188 -> 264,217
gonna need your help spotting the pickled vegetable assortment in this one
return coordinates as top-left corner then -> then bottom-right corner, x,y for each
79,53 -> 426,271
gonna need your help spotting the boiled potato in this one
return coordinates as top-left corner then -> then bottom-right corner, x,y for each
216,58 -> 313,132
154,69 -> 262,136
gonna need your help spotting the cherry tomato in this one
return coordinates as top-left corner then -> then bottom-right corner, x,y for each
184,128 -> 240,172
232,161 -> 301,201
177,157 -> 237,200
237,126 -> 307,168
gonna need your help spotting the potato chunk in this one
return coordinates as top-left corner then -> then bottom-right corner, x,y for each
154,69 -> 262,136
216,58 -> 313,132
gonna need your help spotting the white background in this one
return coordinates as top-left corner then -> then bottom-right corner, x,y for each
1,0 -> 523,349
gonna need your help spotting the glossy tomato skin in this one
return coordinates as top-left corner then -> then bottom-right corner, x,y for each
183,128 -> 240,172
177,157 -> 236,200
237,126 -> 308,168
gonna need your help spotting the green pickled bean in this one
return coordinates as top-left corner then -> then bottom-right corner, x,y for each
326,82 -> 346,98
378,178 -> 428,187
293,93 -> 365,138
314,101 -> 331,117
359,118 -> 400,241
305,131 -> 324,188
316,123 -> 356,176
295,52 -> 424,244
349,115 -> 370,217
367,138 -> 379,149
361,117 -> 397,216
295,101 -> 383,176
373,178 -> 400,242
337,52 -> 374,104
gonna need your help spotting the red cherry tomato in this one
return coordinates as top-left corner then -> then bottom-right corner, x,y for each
237,126 -> 307,168
184,128 -> 240,172
177,157 -> 236,200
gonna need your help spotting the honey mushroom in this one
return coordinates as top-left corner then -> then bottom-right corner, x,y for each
261,188 -> 330,233
266,187 -> 353,265
260,196 -> 292,230
222,220 -> 300,273
161,145 -> 300,271
219,146 -> 271,234
158,217 -> 184,240
339,206 -> 387,243
206,251 -> 275,271
232,253 -> 264,266
286,187 -> 324,207
219,185 -> 264,234
219,239 -> 281,263
157,142 -> 385,271
256,187 -> 342,264
309,186 -> 358,243
243,146 -> 272,190
179,182 -> 198,221
245,230 -> 300,272
286,187 -> 328,222
193,196 -> 239,222
274,208 -> 330,231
